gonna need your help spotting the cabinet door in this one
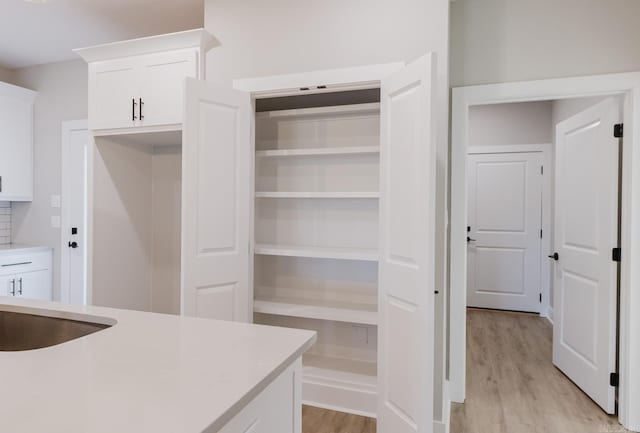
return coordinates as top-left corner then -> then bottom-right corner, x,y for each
89,58 -> 139,130
181,78 -> 251,322
16,269 -> 52,301
0,93 -> 33,201
139,49 -> 198,127
378,53 -> 436,433
0,274 -> 17,297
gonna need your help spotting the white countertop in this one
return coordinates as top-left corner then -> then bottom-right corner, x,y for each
0,297 -> 316,433
0,243 -> 52,255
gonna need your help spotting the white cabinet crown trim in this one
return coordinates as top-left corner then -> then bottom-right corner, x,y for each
73,28 -> 217,63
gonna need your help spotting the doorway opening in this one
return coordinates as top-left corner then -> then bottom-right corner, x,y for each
449,72 -> 640,432
458,96 -> 624,430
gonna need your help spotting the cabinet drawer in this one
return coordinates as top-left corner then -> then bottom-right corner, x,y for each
0,251 -> 51,275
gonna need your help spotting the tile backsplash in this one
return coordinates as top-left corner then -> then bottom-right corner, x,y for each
0,202 -> 11,245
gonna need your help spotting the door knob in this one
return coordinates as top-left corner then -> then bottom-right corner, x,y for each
548,252 -> 559,261
467,236 -> 476,243
68,241 -> 78,249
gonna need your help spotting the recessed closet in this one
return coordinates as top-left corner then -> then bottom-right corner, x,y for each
251,91 -> 381,415
92,132 -> 182,314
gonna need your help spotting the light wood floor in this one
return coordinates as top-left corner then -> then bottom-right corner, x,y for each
302,406 -> 375,433
451,308 -> 627,433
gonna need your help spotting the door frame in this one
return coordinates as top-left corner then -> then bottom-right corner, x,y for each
450,72 -> 640,431
466,144 -> 552,316
60,119 -> 89,304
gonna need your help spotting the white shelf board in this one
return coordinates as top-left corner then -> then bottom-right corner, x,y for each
255,146 -> 380,158
254,244 -> 378,262
256,102 -> 380,120
254,298 -> 378,325
255,191 -> 379,199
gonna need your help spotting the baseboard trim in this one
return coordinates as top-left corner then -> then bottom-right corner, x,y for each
434,379 -> 452,433
545,306 -> 554,325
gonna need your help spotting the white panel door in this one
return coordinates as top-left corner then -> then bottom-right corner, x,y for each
467,152 -> 543,312
182,78 -> 251,322
553,97 -> 620,414
62,123 -> 89,305
139,49 -> 198,127
378,53 -> 436,433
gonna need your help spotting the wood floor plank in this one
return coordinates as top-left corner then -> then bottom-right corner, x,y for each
302,406 -> 376,433
451,308 -> 628,433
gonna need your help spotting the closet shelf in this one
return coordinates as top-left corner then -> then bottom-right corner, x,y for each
256,102 -> 380,120
255,146 -> 380,158
255,191 -> 379,199
254,244 -> 379,262
254,297 -> 378,326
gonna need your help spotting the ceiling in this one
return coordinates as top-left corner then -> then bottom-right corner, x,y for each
0,0 -> 204,69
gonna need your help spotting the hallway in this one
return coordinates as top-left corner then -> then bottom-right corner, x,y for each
451,309 -> 626,433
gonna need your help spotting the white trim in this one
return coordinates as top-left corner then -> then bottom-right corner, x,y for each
467,144 -> 548,154
73,28 -> 216,63
466,144 -> 552,317
546,306 -> 554,325
433,379 -> 451,433
60,120 -> 89,305
450,71 -> 640,432
233,62 -> 404,98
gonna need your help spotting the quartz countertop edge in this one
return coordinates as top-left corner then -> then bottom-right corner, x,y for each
0,244 -> 53,255
0,297 -> 317,433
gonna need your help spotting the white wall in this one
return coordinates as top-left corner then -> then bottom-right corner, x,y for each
204,0 -> 451,423
451,0 -> 640,86
10,59 -> 88,301
0,66 -> 15,84
552,96 -> 608,125
469,101 -> 552,147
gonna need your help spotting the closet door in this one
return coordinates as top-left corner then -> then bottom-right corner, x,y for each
378,53 -> 437,433
181,78 -> 251,322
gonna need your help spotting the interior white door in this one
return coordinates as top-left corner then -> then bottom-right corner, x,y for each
467,151 -> 543,312
181,78 -> 251,322
553,97 -> 621,414
62,122 -> 89,305
378,53 -> 436,433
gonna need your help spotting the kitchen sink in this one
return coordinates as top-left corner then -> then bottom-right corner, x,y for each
0,309 -> 113,351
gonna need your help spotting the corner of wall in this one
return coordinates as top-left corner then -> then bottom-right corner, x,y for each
0,202 -> 11,245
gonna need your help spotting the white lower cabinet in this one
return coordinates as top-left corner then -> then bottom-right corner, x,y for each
0,249 -> 52,301
218,360 -> 302,433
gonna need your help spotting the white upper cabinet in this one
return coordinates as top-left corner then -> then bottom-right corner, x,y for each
75,29 -> 216,133
0,82 -> 36,202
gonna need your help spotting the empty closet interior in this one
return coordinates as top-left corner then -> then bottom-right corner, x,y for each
92,131 -> 182,315
251,89 -> 381,417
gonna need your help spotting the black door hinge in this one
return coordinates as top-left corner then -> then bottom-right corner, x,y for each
614,123 -> 624,138
610,372 -> 619,387
540,229 -> 543,239
613,247 -> 622,262
539,293 -> 542,303
541,165 -> 544,175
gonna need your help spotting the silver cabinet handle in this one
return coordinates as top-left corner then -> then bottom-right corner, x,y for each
9,279 -> 15,296
2,261 -> 32,267
17,277 -> 23,295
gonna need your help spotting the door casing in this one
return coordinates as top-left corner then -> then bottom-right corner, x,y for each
450,72 -> 640,432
